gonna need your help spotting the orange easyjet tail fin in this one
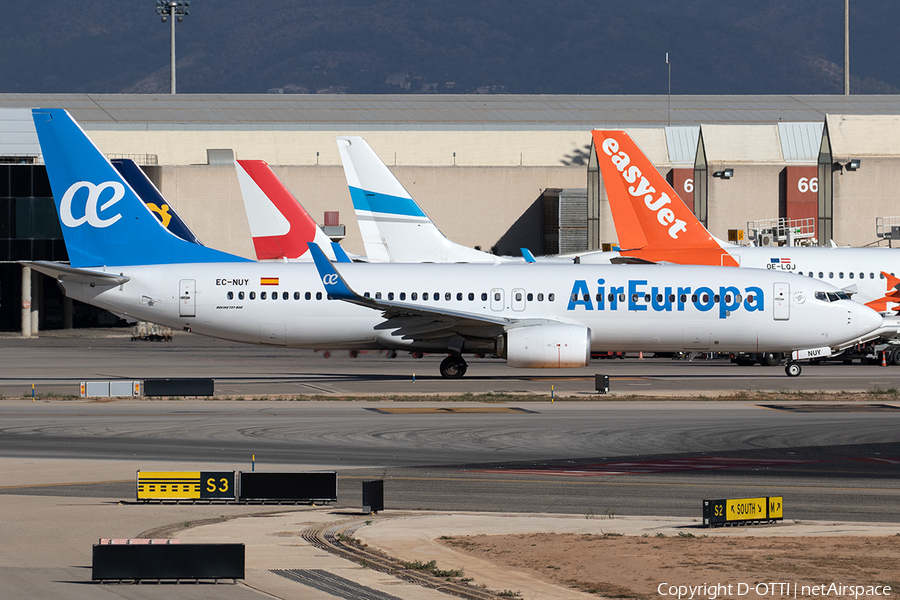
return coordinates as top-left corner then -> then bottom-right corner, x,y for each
592,130 -> 738,267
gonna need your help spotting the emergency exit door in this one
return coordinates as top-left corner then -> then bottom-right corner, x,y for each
773,283 -> 789,320
179,279 -> 196,317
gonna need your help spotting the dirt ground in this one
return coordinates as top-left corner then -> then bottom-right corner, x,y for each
440,533 -> 900,599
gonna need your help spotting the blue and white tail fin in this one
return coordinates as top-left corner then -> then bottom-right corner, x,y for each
33,109 -> 247,268
336,136 -> 497,263
111,158 -> 204,246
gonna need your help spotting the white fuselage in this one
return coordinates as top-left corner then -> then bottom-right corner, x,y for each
58,262 -> 880,356
580,245 -> 900,308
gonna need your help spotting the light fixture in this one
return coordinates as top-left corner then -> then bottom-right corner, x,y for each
847,158 -> 861,171
713,168 -> 734,179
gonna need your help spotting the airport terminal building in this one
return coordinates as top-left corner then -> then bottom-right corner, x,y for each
1,93 -> 900,332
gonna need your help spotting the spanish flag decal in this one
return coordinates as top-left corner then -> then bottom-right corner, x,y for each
260,277 -> 279,286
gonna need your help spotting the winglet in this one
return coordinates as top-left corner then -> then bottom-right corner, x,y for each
330,242 -> 352,263
307,242 -> 357,300
520,248 -> 536,263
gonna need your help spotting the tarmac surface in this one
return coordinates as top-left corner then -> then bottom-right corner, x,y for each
1,328 -> 899,598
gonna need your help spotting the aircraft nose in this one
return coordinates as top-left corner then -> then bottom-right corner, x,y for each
856,302 -> 884,337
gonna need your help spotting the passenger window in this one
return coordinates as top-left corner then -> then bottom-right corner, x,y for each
375,292 -> 382,300
616,293 -> 623,302
829,272 -> 834,279
400,292 -> 406,300
680,294 -> 686,303
238,291 -> 245,300
434,292 -> 439,301
261,291 -> 267,300
468,292 -> 475,301
881,273 -> 886,279
691,294 -> 697,302
272,293 -> 277,300
582,293 -> 589,302
724,294 -> 731,302
250,292 -> 257,300
860,272 -> 864,279
494,292 -> 501,301
293,292 -> 300,300
849,272 -> 854,279
516,292 -> 523,301
527,293 -> 533,301
227,291 -> 234,300
839,272 -> 844,279
482,293 -> 488,301
572,293 -> 579,302
747,294 -> 754,302
537,293 -> 544,301
423,292 -> 429,300
549,293 -> 556,302
595,294 -> 602,302
631,294 -> 639,303
714,294 -> 719,302
736,294 -> 742,302
818,272 -> 824,278
305,291 -> 311,300
870,273 -> 875,279
283,292 -> 289,300
411,292 -> 418,300
445,292 -> 451,301
388,292 -> 394,300
702,294 -> 709,303
644,294 -> 651,302
316,292 -> 322,300
668,294 -> 675,302
457,293 -> 463,301
364,292 -> 370,298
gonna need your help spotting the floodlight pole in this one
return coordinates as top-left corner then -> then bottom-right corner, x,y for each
666,53 -> 671,127
156,1 -> 189,94
169,3 -> 176,94
844,0 -> 850,95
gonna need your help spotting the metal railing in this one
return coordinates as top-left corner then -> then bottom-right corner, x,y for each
746,217 -> 817,247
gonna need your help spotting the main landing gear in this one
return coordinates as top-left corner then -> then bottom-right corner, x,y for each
440,355 -> 468,379
784,362 -> 802,377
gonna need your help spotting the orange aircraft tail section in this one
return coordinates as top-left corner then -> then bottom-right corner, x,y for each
865,271 -> 900,313
592,130 -> 738,267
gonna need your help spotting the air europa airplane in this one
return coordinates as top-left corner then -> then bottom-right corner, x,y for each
582,130 -> 900,316
25,109 -> 882,378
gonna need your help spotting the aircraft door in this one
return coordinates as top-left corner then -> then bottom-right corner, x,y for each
179,279 -> 196,317
774,283 -> 790,320
490,288 -> 505,311
511,288 -> 526,311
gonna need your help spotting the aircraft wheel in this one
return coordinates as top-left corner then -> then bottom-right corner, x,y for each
440,356 -> 468,379
760,352 -> 784,366
890,346 -> 900,366
785,363 -> 802,377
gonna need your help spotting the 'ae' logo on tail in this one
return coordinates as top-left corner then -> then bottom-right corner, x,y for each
60,181 -> 125,229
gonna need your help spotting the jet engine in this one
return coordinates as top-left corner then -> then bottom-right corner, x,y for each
500,324 -> 591,368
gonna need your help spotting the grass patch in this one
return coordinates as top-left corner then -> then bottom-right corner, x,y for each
403,560 -> 464,579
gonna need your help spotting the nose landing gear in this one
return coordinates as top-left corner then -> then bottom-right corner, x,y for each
785,362 -> 802,377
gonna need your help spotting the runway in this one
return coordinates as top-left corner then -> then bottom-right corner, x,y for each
2,331 -> 900,598
3,330 -> 900,397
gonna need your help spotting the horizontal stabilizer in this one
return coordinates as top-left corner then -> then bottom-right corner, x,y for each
25,261 -> 130,286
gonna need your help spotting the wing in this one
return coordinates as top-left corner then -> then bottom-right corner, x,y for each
306,243 -> 560,342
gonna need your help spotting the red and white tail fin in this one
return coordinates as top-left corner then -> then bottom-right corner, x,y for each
234,160 -> 335,261
592,130 -> 738,267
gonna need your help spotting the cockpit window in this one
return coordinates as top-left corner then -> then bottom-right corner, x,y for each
815,291 -> 827,301
827,292 -> 839,302
836,291 -> 851,300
